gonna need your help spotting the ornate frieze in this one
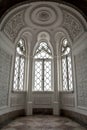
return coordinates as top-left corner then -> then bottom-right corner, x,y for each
62,10 -> 84,41
0,2 -> 86,42
3,10 -> 25,42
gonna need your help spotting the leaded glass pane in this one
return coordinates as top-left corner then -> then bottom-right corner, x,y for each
44,61 -> 52,91
35,50 -> 52,59
13,56 -> 20,91
35,42 -> 52,59
33,42 -> 53,91
62,39 -> 71,56
61,38 -> 73,91
34,61 -> 43,91
64,47 -> 70,55
16,39 -> 26,55
13,38 -> 26,91
62,58 -> 68,91
63,39 -> 68,46
36,42 -> 51,54
19,57 -> 25,91
67,56 -> 73,91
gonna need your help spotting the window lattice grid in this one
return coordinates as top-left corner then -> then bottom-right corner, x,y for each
33,42 -> 53,91
61,38 -> 73,92
36,42 -> 51,55
62,58 -> 68,91
19,57 -> 25,91
13,38 -> 26,92
44,61 -> 52,91
16,39 -> 26,55
34,61 -> 43,91
35,50 -> 52,59
13,56 -> 20,91
34,42 -> 52,59
61,39 -> 71,56
67,56 -> 73,91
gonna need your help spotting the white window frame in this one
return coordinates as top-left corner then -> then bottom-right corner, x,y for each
13,39 -> 26,92
61,39 -> 73,92
32,41 -> 54,92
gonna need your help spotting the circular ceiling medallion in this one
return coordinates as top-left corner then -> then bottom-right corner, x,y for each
30,6 -> 57,26
25,3 -> 63,28
37,10 -> 51,21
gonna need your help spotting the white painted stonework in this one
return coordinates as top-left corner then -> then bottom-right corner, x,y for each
0,1 -> 87,116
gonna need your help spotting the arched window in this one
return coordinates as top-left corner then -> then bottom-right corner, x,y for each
61,38 -> 73,91
33,42 -> 53,91
13,39 -> 26,91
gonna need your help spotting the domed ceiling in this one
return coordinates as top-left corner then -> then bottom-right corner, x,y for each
1,1 -> 86,43
0,0 -> 87,19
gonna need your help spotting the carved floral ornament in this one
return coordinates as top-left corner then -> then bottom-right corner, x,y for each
62,10 -> 84,40
3,10 -> 25,42
0,2 -> 86,42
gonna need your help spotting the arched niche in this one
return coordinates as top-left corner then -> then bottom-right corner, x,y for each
33,31 -> 53,56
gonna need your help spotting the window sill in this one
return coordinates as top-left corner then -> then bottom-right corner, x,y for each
32,91 -> 54,94
12,91 -> 27,94
60,91 -> 74,94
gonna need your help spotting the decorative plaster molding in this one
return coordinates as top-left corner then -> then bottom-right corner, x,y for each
25,3 -> 63,28
11,94 -> 26,107
3,10 -> 25,42
37,31 -> 50,41
55,30 -> 70,56
0,2 -> 86,44
60,93 -> 75,107
62,10 -> 84,41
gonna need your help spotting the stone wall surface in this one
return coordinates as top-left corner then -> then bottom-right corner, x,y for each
75,48 -> 87,108
0,47 -> 11,107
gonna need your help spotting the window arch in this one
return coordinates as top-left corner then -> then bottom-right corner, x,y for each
61,38 -> 73,91
33,41 -> 53,91
13,38 -> 26,91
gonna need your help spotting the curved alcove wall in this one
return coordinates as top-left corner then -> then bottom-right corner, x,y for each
0,1 -> 87,125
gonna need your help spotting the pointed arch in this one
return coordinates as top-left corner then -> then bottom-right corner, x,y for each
33,31 -> 53,57
61,38 -> 73,91
13,30 -> 32,91
55,30 -> 73,92
13,38 -> 26,91
32,32 -> 54,91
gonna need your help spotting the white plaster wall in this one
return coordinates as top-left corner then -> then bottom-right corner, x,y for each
0,31 -> 26,116
0,1 -> 87,117
60,32 -> 87,116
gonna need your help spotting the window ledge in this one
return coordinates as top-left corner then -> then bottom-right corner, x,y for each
59,91 -> 74,94
32,91 -> 54,94
12,91 -> 27,94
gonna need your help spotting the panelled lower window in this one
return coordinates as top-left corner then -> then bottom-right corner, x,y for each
33,42 -> 53,91
13,39 -> 26,91
61,39 -> 73,91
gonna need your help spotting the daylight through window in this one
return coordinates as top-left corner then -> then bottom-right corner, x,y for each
13,39 -> 26,91
61,39 -> 73,91
33,42 -> 53,91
